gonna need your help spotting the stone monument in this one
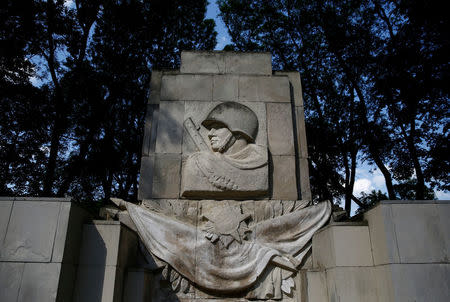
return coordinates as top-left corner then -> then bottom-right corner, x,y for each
119,51 -> 332,301
1,51 -> 448,302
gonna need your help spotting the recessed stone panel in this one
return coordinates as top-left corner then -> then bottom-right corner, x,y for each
161,74 -> 212,101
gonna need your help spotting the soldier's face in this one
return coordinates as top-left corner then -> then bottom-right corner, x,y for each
208,127 -> 233,152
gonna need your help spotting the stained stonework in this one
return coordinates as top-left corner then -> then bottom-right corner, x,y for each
132,51 -> 327,301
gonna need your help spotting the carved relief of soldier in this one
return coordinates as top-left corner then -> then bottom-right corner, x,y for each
182,102 -> 268,198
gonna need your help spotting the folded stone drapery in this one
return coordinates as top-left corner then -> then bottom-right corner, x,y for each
126,201 -> 331,293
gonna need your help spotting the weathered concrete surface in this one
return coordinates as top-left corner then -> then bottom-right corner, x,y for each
307,200 -> 450,302
271,155 -> 298,200
161,74 -> 212,101
312,224 -> 373,268
155,101 -> 184,154
0,198 -> 90,302
181,51 -> 272,75
239,75 -> 290,103
73,221 -> 138,302
266,102 -> 295,155
151,153 -> 181,198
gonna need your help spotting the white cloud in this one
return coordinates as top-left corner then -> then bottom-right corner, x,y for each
435,190 -> 450,200
353,178 -> 374,196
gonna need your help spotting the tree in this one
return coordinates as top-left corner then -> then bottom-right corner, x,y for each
218,0 -> 449,214
1,0 -> 217,201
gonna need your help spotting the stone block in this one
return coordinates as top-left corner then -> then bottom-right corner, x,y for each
364,203 -> 400,265
306,271 -> 328,302
181,51 -> 226,74
1,200 -> 60,262
312,225 -> 373,268
272,155 -> 298,200
0,200 -> 13,242
161,74 -> 212,101
138,155 -> 155,200
73,265 -> 123,302
225,52 -> 272,75
239,76 -> 290,103
17,262 -> 61,302
123,269 -> 153,302
325,267 -> 379,302
391,203 -> 448,263
152,153 -> 182,198
0,262 -> 24,302
267,102 -> 295,155
148,70 -> 162,104
78,221 -> 121,266
389,263 -> 450,302
436,203 -> 450,257
117,226 -> 138,268
299,158 -> 312,201
141,104 -> 158,156
274,71 -> 304,107
155,101 -> 185,154
180,51 -> 272,75
294,106 -> 308,158
213,75 -> 238,101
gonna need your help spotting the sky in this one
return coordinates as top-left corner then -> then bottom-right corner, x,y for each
205,1 -> 450,213
206,1 -> 232,50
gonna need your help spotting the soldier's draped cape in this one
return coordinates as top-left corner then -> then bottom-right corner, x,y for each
126,201 -> 331,292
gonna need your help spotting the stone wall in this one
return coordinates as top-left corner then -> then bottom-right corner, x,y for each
0,197 -> 90,302
307,200 -> 450,302
138,51 -> 311,201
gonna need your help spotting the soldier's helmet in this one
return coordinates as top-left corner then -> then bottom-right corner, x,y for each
202,102 -> 258,143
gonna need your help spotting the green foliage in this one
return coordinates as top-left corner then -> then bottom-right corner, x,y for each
218,0 -> 449,213
1,0 -> 216,201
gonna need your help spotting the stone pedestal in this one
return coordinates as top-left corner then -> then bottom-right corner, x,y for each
0,197 -> 91,302
73,221 -> 138,302
306,200 -> 450,302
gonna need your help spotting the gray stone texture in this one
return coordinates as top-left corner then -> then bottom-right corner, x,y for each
1,200 -> 60,262
266,102 -> 295,155
151,153 -> 181,198
0,262 -> 24,302
138,155 -> 154,200
274,71 -> 304,107
271,155 -> 298,200
307,200 -> 450,302
148,70 -> 162,104
213,75 -> 238,102
155,101 -> 184,154
18,262 -> 61,302
161,74 -> 212,101
312,224 -> 373,268
74,221 -> 138,302
181,51 -> 272,75
0,198 -> 90,302
239,75 -> 290,103
141,104 -> 158,156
